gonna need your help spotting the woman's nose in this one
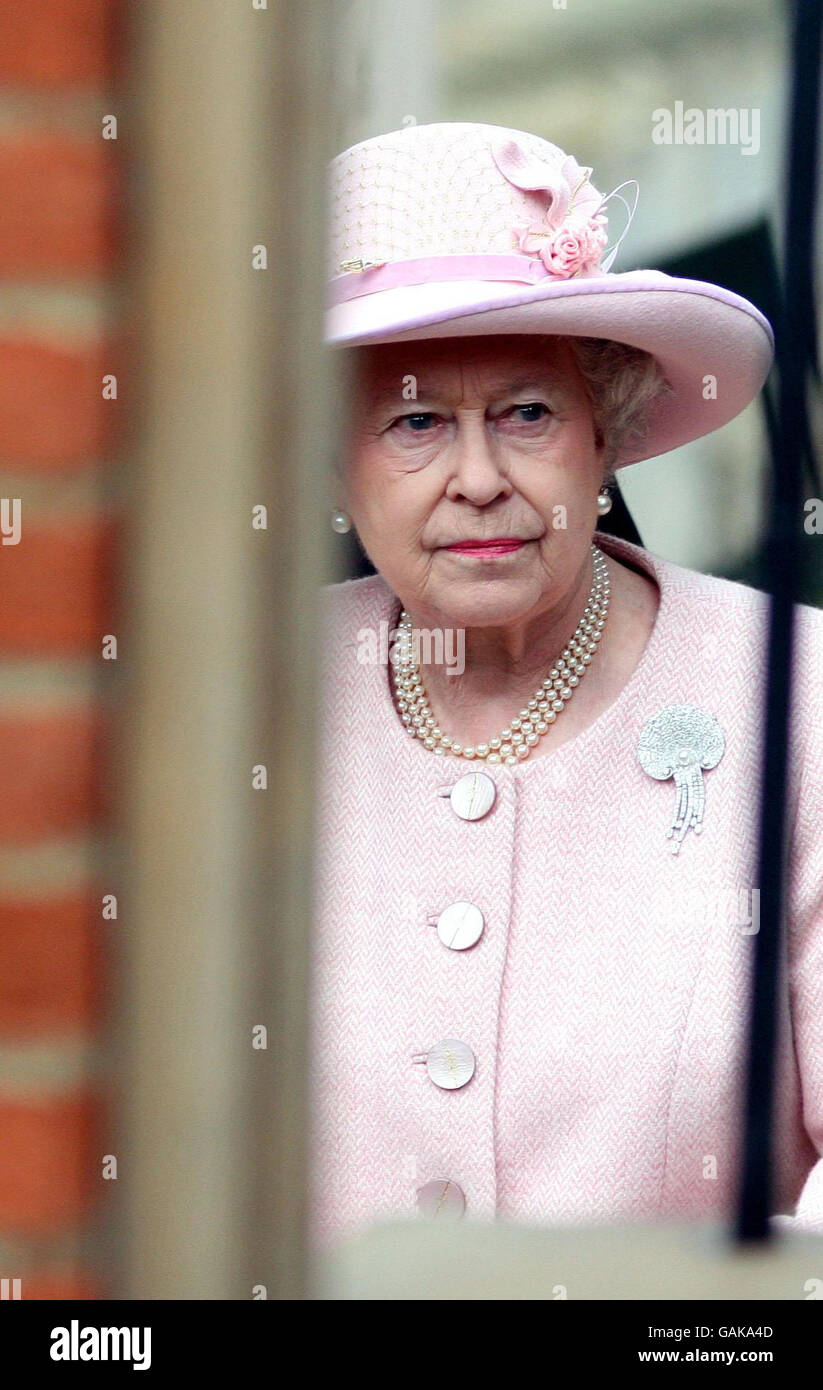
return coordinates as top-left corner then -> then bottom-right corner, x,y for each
444,419 -> 512,506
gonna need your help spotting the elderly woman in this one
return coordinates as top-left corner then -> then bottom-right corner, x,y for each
308,122 -> 823,1251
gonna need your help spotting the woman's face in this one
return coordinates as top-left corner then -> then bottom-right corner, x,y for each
342,334 -> 606,628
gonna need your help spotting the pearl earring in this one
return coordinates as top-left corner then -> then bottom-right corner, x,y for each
331,508 -> 352,534
596,490 -> 612,517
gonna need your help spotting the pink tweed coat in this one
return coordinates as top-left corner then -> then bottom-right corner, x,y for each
307,531 -> 823,1252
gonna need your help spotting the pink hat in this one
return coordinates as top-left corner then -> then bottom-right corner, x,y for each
325,121 -> 774,466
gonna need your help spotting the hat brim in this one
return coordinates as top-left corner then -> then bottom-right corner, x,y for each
324,269 -> 774,467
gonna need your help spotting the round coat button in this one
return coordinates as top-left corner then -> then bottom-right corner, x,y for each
436,900 -> 485,950
449,771 -> 496,821
426,1038 -> 476,1090
416,1178 -> 466,1220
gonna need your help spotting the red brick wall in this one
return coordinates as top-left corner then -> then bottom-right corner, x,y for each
0,0 -> 121,1301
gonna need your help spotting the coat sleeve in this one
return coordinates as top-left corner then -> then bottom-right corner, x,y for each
774,602 -> 823,1232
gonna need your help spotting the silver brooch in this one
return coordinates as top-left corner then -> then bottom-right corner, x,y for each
637,704 -> 725,853
337,257 -> 386,272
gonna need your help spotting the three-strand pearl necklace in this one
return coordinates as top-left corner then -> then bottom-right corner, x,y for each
392,544 -> 610,765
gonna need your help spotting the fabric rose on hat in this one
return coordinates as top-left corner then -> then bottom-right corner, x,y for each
492,136 -> 609,279
513,217 -> 608,278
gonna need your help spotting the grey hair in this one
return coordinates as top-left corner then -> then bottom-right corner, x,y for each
562,335 -> 673,484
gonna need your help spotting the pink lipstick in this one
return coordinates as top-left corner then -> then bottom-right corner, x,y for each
444,538 -> 526,558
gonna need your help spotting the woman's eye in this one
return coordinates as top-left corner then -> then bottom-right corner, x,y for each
509,402 -> 549,423
390,412 -> 438,434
